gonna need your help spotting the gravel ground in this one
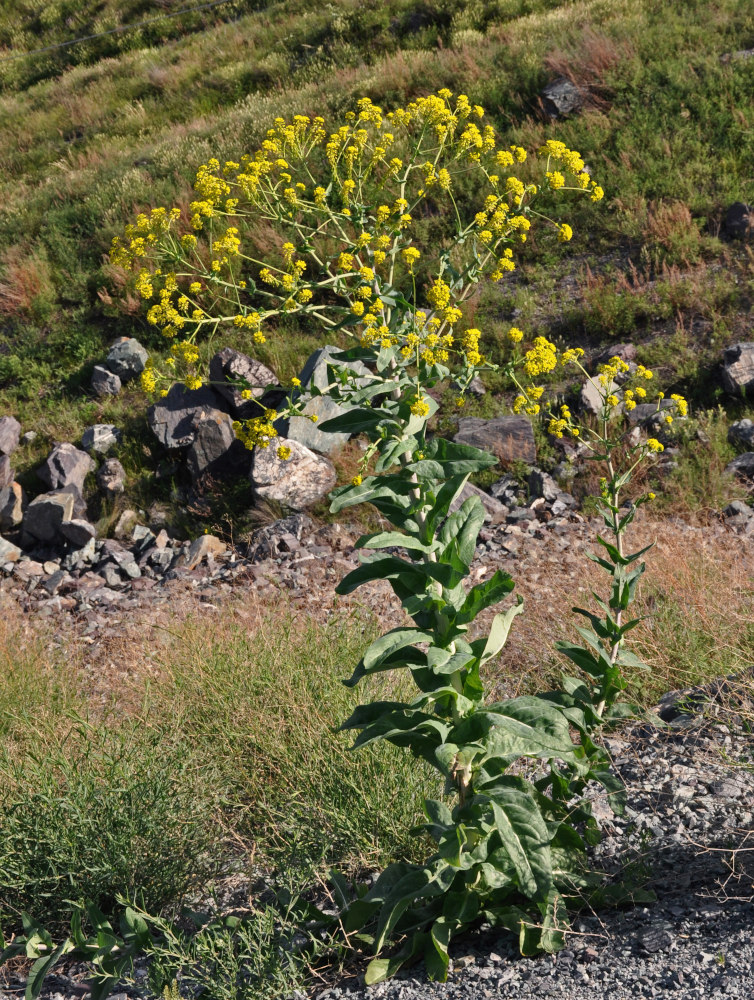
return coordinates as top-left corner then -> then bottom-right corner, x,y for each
310,713 -> 754,1000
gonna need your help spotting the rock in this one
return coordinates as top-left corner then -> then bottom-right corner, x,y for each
247,513 -> 314,560
729,418 -> 754,448
147,383 -> 224,448
277,345 -> 372,454
208,348 -> 278,419
721,342 -> 754,397
0,482 -> 25,530
90,364 -> 122,397
580,376 -> 619,415
490,474 -> 525,505
452,375 -> 486,397
183,534 -> 227,571
250,437 -> 336,510
22,490 -> 76,543
454,416 -> 536,465
105,337 -> 148,382
449,481 -> 507,523
0,455 -> 12,489
0,416 -> 21,457
720,48 -> 754,64
82,424 -> 122,454
528,468 -> 560,502
21,430 -> 37,445
0,536 -> 21,563
186,410 -> 251,480
723,202 -> 753,240
626,399 -> 676,426
37,442 -> 95,493
725,452 -> 754,480
58,483 -> 87,518
114,509 -> 140,539
97,458 -> 126,496
541,76 -> 585,118
60,519 -> 97,547
593,343 -> 637,366
723,499 -> 751,519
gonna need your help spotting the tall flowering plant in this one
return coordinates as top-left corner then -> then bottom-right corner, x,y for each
110,92 -> 681,982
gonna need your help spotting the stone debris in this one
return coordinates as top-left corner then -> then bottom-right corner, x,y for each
728,418 -> 754,449
725,452 -> 754,481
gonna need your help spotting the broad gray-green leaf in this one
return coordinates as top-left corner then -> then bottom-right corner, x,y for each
480,598 -> 524,663
363,627 -> 433,670
489,790 -> 553,899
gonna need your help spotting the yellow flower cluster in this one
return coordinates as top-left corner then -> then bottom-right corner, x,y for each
232,410 -> 279,450
523,336 -> 558,377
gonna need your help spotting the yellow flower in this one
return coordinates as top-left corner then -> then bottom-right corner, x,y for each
352,474 -> 363,486
646,438 -> 664,453
508,326 -> 524,343
558,223 -> 573,242
277,445 -> 292,460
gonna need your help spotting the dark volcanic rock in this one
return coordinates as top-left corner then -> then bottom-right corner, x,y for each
105,337 -> 148,381
208,348 -> 278,420
147,383 -> 226,449
23,490 -> 76,543
186,411 -> 251,480
90,365 -> 121,397
37,443 -> 95,493
541,76 -> 585,118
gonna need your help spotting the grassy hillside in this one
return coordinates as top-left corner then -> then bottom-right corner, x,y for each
2,0 -> 753,531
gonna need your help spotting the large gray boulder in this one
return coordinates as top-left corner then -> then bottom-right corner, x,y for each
580,376 -> 620,416
59,518 -> 97,547
37,443 -> 95,493
454,416 -> 536,465
105,337 -> 148,382
250,437 -> 336,510
721,343 -> 754,397
82,424 -> 122,454
91,365 -> 122,397
209,348 -> 278,420
147,383 -> 225,449
276,345 -> 372,455
541,77 -> 584,118
23,490 -> 76,543
0,483 -> 25,530
0,416 -> 21,457
186,411 -> 251,479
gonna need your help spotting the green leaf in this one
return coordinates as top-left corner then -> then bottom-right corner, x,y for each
356,530 -> 436,554
25,940 -> 74,1000
363,628 -> 433,671
539,889 -> 568,953
479,598 -> 524,663
329,477 -> 415,514
405,437 -> 497,479
317,407 -> 383,434
461,697 -> 581,765
336,555 -> 426,596
488,788 -> 554,899
426,918 -> 451,981
457,570 -> 515,624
